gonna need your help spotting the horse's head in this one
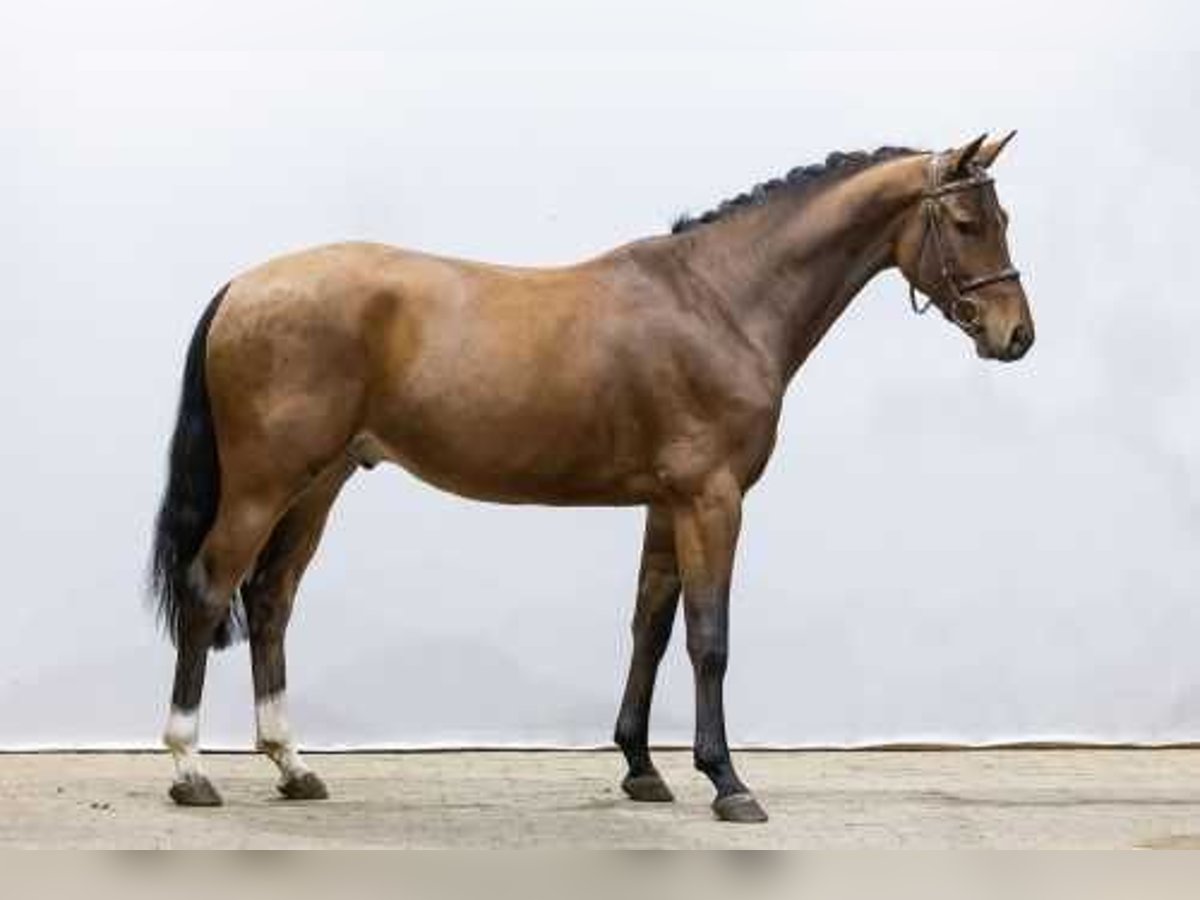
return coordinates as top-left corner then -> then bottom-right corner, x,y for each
896,132 -> 1034,362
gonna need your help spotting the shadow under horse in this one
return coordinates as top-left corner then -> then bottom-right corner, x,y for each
150,133 -> 1033,822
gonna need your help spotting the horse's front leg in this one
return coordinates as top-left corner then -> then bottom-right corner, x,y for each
673,469 -> 767,823
613,505 -> 681,802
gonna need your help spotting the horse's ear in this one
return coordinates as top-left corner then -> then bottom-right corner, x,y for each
948,133 -> 988,176
974,130 -> 1017,169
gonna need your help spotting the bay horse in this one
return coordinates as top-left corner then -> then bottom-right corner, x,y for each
150,133 -> 1033,823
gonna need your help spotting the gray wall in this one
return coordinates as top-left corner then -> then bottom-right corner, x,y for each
2,1 -> 1196,748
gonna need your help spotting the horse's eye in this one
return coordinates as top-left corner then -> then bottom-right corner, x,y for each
953,216 -> 982,236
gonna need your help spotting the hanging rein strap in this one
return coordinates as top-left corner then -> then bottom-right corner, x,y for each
908,159 -> 1021,316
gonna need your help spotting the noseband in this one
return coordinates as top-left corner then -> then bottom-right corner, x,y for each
908,158 -> 1021,329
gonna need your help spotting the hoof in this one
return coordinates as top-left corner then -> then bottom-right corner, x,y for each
621,771 -> 675,803
712,792 -> 768,824
277,771 -> 328,801
169,774 -> 223,807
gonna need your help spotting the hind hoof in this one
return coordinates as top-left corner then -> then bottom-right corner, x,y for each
621,771 -> 675,803
278,771 -> 328,801
712,792 -> 768,824
169,774 -> 223,807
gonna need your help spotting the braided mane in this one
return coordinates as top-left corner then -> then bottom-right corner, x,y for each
671,146 -> 921,234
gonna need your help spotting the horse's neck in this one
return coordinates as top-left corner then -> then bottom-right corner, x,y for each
671,155 -> 929,381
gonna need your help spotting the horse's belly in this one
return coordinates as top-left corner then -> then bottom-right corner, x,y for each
358,267 -> 665,505
364,386 -> 656,506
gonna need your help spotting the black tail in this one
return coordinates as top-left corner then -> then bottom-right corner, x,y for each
149,284 -> 244,650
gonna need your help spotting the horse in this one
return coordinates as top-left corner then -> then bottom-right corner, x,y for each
150,133 -> 1033,823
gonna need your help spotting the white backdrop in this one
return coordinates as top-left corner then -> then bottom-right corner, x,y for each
1,1 -> 1197,749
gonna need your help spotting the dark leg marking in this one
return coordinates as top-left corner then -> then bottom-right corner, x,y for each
675,472 -> 767,824
614,505 -> 681,803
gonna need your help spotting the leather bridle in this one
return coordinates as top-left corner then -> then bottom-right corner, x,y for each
908,157 -> 1021,332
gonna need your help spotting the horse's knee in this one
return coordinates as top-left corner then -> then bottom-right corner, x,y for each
686,631 -> 728,678
632,570 -> 680,635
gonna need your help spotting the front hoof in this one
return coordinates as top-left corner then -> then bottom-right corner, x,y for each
169,774 -> 223,807
278,771 -> 328,801
712,792 -> 768,824
622,771 -> 675,803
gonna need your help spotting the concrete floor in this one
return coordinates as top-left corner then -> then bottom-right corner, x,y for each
2,749 -> 1200,848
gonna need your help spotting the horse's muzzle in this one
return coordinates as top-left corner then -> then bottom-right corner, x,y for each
1001,322 -> 1034,361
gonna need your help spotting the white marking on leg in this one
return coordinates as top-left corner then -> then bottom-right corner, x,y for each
163,707 -> 203,782
256,693 -> 311,782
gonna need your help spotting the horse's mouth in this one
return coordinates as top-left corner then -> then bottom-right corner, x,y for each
976,338 -> 1031,363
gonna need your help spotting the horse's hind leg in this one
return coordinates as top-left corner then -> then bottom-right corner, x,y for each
613,505 -> 681,802
164,484 -> 293,806
242,459 -> 354,800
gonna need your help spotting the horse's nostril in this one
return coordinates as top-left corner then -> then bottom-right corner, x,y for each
1008,324 -> 1031,357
